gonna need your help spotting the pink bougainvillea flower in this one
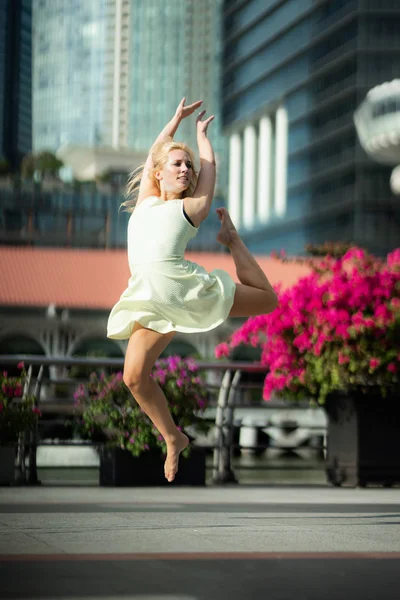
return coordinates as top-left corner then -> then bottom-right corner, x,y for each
214,342 -> 230,359
387,249 -> 400,268
343,248 -> 366,262
338,352 -> 350,365
185,358 -> 198,372
214,245 -> 400,405
369,358 -> 380,370
2,384 -> 14,398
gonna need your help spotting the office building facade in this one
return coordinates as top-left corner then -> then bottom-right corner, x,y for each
128,0 -> 226,176
33,0 -> 226,179
222,0 -> 400,256
30,0 -> 227,250
0,0 -> 32,170
33,0 -> 131,151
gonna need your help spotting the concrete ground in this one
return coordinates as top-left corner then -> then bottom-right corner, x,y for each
0,485 -> 399,600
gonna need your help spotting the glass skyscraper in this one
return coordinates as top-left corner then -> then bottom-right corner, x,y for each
129,0 -> 226,173
33,0 -> 114,150
9,0 -> 227,251
33,0 -> 226,189
0,0 -> 32,170
222,0 -> 400,255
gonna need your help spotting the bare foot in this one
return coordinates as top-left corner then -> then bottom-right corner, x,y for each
164,432 -> 189,482
216,207 -> 239,247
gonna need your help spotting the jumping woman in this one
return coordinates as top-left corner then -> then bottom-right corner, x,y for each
107,98 -> 278,482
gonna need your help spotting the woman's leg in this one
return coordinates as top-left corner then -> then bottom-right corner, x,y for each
216,208 -> 278,317
123,322 -> 189,482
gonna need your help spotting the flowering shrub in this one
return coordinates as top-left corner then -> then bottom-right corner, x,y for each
73,355 -> 211,457
215,247 -> 400,405
0,362 -> 41,442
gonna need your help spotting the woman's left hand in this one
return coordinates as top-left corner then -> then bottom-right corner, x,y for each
175,97 -> 203,121
196,110 -> 215,135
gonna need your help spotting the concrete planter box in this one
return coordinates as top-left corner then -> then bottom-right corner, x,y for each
99,446 -> 206,487
0,445 -> 16,485
325,391 -> 400,487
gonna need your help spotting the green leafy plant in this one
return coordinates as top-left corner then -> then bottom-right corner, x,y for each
0,158 -> 10,175
73,356 -> 211,457
0,363 -> 40,443
21,151 -> 63,180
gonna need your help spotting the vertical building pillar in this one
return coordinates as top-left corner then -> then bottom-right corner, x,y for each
228,132 -> 241,228
257,116 -> 272,224
243,124 -> 257,229
274,105 -> 288,217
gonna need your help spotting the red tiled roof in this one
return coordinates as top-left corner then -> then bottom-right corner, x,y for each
0,246 -> 311,310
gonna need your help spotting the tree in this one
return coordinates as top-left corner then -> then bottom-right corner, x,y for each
21,151 -> 64,181
0,158 -> 10,175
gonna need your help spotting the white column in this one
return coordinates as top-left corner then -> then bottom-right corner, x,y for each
228,133 -> 242,229
257,116 -> 272,224
243,124 -> 257,229
112,0 -> 123,148
274,105 -> 288,217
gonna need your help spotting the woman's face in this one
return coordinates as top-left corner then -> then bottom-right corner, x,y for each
156,149 -> 193,195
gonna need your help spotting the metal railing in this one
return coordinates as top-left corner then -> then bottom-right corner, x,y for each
0,354 -> 325,485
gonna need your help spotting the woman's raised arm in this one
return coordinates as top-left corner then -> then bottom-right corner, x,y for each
137,97 -> 202,203
184,110 -> 216,223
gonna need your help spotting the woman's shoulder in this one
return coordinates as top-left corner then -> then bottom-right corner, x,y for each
128,196 -> 158,223
133,195 -> 161,210
136,195 -> 160,205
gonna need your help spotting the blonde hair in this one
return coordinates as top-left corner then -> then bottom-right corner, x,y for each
120,137 -> 198,213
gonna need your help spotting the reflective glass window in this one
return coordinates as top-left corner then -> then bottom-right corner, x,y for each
310,21 -> 358,70
288,156 -> 310,187
225,0 -> 313,64
361,54 -> 399,86
313,0 -> 356,29
224,20 -> 311,97
364,16 -> 400,48
286,89 -> 313,122
224,54 -> 309,124
286,189 -> 312,218
288,123 -> 311,154
225,0 -> 283,37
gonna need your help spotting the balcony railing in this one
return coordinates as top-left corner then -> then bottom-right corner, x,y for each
0,354 -> 326,486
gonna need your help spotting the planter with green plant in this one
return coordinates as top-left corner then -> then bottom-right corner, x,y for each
73,355 -> 211,485
215,246 -> 400,487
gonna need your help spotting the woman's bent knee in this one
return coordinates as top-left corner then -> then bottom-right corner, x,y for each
229,283 -> 278,318
123,326 -> 175,391
123,368 -> 147,392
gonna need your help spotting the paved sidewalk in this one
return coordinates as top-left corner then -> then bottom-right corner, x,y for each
0,485 -> 399,599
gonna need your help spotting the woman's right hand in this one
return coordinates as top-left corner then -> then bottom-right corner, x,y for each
196,110 -> 215,136
174,97 -> 203,121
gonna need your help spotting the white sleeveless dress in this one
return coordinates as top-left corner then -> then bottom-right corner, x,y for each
107,196 -> 236,338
